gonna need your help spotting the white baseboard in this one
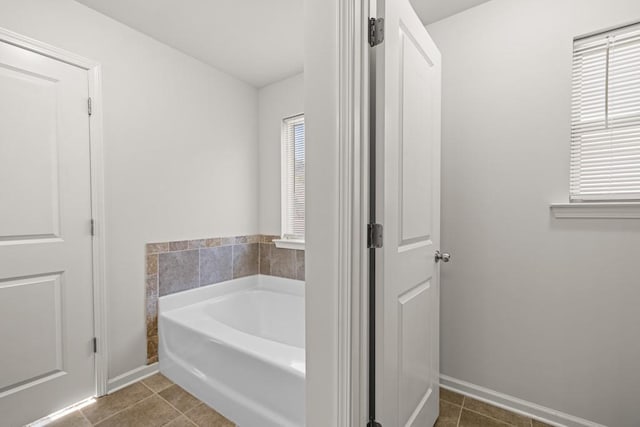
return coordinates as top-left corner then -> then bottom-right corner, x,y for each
440,375 -> 605,427
107,363 -> 159,394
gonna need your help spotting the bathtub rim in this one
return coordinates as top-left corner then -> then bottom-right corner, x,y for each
159,274 -> 304,312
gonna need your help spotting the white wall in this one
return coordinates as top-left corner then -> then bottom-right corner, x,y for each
427,1 -> 640,425
305,0 -> 341,424
258,73 -> 304,235
0,0 -> 259,379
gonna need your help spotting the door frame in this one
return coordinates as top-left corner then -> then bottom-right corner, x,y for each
0,27 -> 109,397
338,0 -> 369,425
305,0 -> 370,425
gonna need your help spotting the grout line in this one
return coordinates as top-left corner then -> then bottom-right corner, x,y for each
151,380 -> 205,427
155,392 -> 195,426
78,409 -> 91,425
456,397 -> 464,427
182,403 -> 210,427
130,379 -> 199,427
139,380 -> 155,393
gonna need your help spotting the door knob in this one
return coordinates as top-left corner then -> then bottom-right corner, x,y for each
435,250 -> 451,263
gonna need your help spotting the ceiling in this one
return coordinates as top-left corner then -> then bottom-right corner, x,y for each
75,0 -> 489,87
75,0 -> 304,88
410,0 -> 492,25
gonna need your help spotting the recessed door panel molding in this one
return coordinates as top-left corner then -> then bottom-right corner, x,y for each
398,27 -> 435,248
0,33 -> 97,426
0,273 -> 65,396
398,280 -> 433,425
0,64 -> 61,241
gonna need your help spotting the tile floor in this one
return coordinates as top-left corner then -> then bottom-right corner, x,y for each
45,373 -> 235,427
436,388 -> 553,427
44,375 -> 551,427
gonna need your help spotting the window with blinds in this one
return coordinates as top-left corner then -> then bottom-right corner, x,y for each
571,23 -> 640,201
281,114 -> 305,240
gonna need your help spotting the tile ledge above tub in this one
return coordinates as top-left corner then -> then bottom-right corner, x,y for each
550,202 -> 640,219
273,238 -> 305,250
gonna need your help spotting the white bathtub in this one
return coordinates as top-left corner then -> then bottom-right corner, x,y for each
159,275 -> 305,427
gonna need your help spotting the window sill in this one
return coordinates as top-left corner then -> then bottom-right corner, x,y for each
550,202 -> 640,219
273,239 -> 305,250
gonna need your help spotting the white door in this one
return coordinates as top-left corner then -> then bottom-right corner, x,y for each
373,0 -> 442,425
0,39 -> 95,426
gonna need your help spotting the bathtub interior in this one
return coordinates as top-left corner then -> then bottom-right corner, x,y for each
203,288 -> 304,348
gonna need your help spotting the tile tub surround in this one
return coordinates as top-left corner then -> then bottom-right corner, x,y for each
258,234 -> 305,280
145,234 -> 304,364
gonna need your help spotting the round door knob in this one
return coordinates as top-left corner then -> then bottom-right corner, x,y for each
435,250 -> 451,263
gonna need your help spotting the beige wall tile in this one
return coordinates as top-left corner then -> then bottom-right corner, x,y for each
232,243 -> 259,278
188,239 -> 207,249
169,241 -> 190,251
146,243 -> 169,254
259,243 -> 271,275
146,254 -> 158,276
219,237 -> 235,246
159,251 -> 199,296
269,247 -> 297,279
146,335 -> 158,364
200,246 -> 233,285
295,250 -> 305,281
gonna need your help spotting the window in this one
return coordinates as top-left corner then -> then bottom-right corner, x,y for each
280,114 -> 305,245
571,23 -> 640,201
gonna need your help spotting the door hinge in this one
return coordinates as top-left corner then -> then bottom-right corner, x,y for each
90,219 -> 95,236
92,337 -> 98,353
88,97 -> 92,116
369,17 -> 385,47
367,223 -> 383,248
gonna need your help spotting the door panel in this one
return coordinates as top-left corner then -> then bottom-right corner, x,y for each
398,280 -> 432,424
0,274 -> 64,391
0,65 -> 60,239
374,0 -> 441,425
0,38 -> 94,427
399,29 -> 434,246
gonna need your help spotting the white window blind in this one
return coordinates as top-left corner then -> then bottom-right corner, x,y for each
571,23 -> 640,201
282,114 -> 305,240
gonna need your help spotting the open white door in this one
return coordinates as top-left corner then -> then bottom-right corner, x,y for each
0,38 -> 95,426
371,0 -> 442,425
